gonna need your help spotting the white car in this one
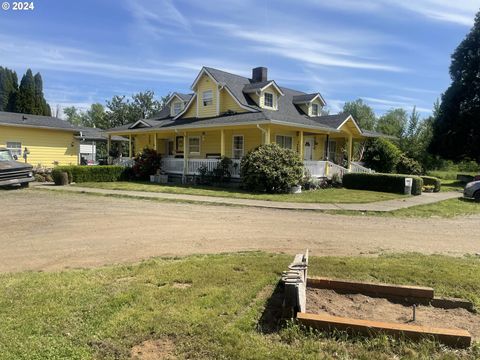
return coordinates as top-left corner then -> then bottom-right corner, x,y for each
463,180 -> 480,202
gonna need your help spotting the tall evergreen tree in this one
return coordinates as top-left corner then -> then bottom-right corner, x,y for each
15,69 -> 36,114
0,67 -> 18,112
429,11 -> 480,162
33,72 -> 49,115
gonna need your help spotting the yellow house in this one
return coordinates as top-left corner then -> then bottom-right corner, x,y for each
107,66 -> 379,179
0,111 -> 125,168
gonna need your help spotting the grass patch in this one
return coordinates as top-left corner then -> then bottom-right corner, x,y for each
441,179 -> 466,192
387,198 -> 480,218
73,181 -> 405,204
0,253 -> 479,359
427,170 -> 477,180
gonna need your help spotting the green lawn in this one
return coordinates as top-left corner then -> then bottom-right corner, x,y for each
440,179 -> 466,192
1,252 -> 479,359
74,181 -> 405,203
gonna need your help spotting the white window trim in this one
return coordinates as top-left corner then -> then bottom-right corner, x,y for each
275,134 -> 293,150
232,135 -> 244,159
202,90 -> 213,107
311,103 -> 319,116
263,92 -> 274,109
327,139 -> 337,161
188,136 -> 201,155
172,101 -> 183,116
6,141 -> 22,156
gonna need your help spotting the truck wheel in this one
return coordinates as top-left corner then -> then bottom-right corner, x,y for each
20,182 -> 29,188
475,191 -> 480,203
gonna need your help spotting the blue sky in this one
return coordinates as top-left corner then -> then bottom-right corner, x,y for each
0,0 -> 478,117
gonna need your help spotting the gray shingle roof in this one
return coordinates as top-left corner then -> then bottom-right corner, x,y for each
176,93 -> 193,102
292,94 -> 319,103
243,80 -> 273,92
107,67 -> 370,135
0,111 -> 126,141
0,111 -> 78,131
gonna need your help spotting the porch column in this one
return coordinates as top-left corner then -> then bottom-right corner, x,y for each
265,125 -> 271,145
128,135 -> 132,158
183,132 -> 188,181
107,135 -> 112,165
347,134 -> 353,171
299,131 -> 304,159
220,129 -> 225,157
153,133 -> 157,152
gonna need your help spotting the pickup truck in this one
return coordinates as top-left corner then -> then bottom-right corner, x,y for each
464,180 -> 480,202
0,148 -> 35,188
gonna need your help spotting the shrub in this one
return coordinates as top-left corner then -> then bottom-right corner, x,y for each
343,173 -> 423,195
132,148 -> 162,180
211,157 -> 232,183
363,138 -> 402,173
421,176 -> 441,192
396,154 -> 422,175
52,166 -> 127,184
240,144 -> 303,193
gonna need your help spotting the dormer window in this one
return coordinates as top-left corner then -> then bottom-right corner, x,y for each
311,103 -> 319,116
173,102 -> 183,115
264,92 -> 273,108
202,90 -> 213,106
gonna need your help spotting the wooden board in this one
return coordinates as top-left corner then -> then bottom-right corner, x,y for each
297,312 -> 471,348
307,277 -> 434,300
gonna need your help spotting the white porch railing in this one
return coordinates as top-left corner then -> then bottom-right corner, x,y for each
113,157 -> 134,167
351,162 -> 374,174
162,158 -> 241,178
162,158 -> 184,174
161,158 -> 370,180
304,160 -> 327,178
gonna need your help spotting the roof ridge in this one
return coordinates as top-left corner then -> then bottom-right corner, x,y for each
204,66 -> 251,81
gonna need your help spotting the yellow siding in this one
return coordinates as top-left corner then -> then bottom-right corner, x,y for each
0,125 -> 78,167
196,74 -> 218,118
134,134 -> 152,154
183,97 -> 197,118
219,89 -> 247,114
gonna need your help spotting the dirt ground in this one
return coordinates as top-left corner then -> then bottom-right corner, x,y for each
1,190 -> 480,273
306,288 -> 480,339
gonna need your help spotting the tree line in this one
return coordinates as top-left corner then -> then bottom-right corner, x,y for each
63,91 -> 169,130
0,67 -> 51,116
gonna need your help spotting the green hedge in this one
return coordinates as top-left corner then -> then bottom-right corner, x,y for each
421,176 -> 441,192
52,166 -> 128,184
343,173 -> 423,195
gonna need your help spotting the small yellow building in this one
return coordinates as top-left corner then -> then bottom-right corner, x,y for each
0,111 -> 123,168
107,66 -> 379,178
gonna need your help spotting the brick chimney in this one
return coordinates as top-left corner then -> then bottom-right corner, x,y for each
252,67 -> 268,83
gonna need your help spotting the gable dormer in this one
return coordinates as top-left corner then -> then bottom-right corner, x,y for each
166,93 -> 193,117
293,93 -> 326,117
243,67 -> 284,111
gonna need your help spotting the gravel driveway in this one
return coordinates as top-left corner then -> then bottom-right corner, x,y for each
1,190 -> 479,273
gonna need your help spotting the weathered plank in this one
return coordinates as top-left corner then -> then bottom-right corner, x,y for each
297,312 -> 471,348
307,277 -> 434,300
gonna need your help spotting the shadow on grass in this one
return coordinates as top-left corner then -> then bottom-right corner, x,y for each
257,281 -> 287,334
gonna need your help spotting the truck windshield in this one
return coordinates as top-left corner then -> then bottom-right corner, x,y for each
0,150 -> 14,161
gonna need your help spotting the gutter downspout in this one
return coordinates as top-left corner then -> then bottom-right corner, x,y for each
256,124 -> 269,145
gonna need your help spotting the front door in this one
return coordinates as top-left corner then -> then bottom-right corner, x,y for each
304,137 -> 313,160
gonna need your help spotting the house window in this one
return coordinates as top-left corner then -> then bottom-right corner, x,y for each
232,135 -> 244,159
173,102 -> 183,115
202,90 -> 213,106
311,104 -> 319,116
6,141 -> 21,157
188,136 -> 200,154
327,140 -> 337,162
275,135 -> 293,150
264,92 -> 273,107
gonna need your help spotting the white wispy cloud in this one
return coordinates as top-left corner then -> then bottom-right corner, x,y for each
363,97 -> 432,113
300,0 -> 478,26
197,21 -> 406,73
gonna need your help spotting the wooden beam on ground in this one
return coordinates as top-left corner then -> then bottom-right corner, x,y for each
307,277 -> 434,300
297,312 -> 471,348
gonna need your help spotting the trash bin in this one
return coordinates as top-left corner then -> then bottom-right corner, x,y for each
404,177 -> 413,195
